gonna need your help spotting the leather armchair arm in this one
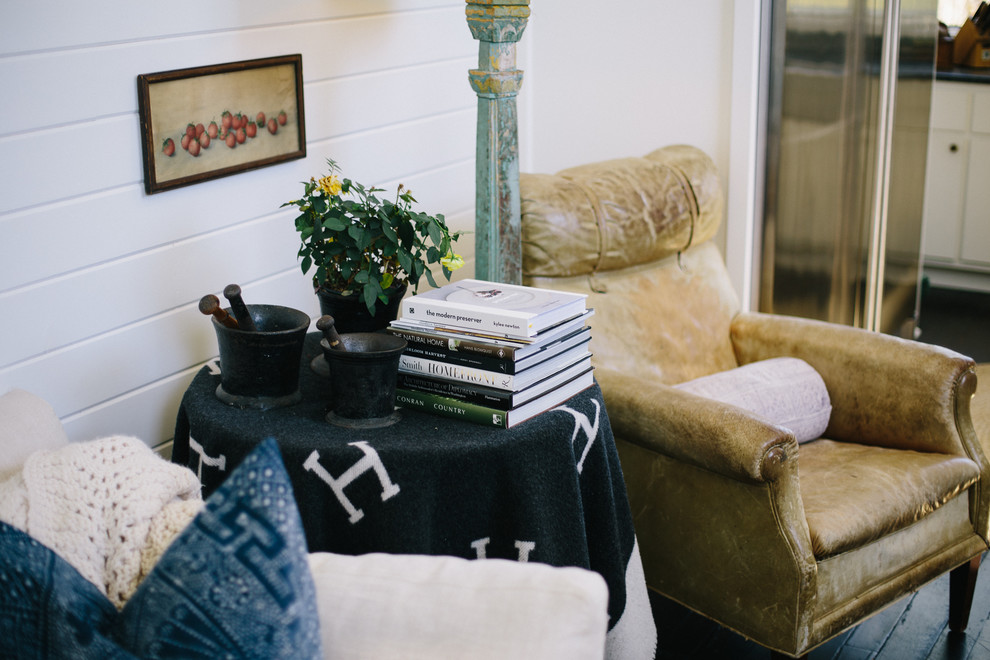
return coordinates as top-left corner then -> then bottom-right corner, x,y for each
596,367 -> 796,484
730,312 -> 980,458
599,366 -> 820,647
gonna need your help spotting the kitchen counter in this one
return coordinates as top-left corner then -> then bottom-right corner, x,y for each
937,66 -> 990,83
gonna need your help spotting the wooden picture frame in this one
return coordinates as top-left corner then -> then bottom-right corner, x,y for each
137,55 -> 306,194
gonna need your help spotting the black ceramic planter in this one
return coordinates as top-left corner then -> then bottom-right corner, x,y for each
212,304 -> 310,410
315,283 -> 407,333
322,332 -> 407,428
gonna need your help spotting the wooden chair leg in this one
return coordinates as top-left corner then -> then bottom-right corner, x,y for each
949,555 -> 981,633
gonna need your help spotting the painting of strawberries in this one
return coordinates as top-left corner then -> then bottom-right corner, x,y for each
138,55 -> 306,194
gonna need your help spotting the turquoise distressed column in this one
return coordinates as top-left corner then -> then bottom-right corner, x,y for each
466,0 -> 530,285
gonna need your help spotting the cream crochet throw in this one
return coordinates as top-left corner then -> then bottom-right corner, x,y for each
0,435 -> 203,608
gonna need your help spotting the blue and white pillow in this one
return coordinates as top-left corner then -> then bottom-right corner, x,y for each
0,438 -> 322,660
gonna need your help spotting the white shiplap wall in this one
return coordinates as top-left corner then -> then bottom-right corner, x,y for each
0,1 -> 478,449
520,0 -> 735,254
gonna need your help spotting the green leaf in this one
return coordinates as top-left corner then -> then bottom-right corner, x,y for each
325,215 -> 347,231
301,255 -> 312,274
397,250 -> 413,275
362,280 -> 382,314
349,225 -> 372,250
424,267 -> 438,288
427,219 -> 443,246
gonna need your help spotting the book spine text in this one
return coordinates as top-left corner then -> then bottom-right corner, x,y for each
398,355 -> 516,390
395,389 -> 508,427
396,373 -> 513,409
401,300 -> 531,337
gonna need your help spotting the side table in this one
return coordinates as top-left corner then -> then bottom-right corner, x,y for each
174,333 -> 656,657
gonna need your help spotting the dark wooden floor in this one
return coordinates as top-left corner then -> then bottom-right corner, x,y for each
650,552 -> 990,659
649,286 -> 990,659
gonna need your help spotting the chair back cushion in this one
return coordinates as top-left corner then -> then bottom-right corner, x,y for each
522,145 -> 739,384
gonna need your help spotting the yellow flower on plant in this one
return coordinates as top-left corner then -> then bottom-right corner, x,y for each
318,174 -> 342,197
441,252 -> 465,271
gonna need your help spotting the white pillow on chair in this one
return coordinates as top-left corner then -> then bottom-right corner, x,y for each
674,357 -> 832,443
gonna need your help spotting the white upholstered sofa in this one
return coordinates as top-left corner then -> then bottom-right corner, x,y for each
0,388 -> 610,660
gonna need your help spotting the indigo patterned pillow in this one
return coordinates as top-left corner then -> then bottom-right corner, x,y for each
0,438 -> 322,659
0,522 -> 135,660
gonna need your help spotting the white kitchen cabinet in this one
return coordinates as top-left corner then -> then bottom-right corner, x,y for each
922,80 -> 990,290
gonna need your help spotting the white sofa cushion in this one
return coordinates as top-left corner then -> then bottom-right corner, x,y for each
308,551 -> 609,660
674,357 -> 832,443
0,388 -> 68,479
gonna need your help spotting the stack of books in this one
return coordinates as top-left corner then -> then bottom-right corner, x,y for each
388,279 -> 594,428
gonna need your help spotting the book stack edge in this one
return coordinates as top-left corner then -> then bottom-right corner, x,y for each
388,279 -> 594,428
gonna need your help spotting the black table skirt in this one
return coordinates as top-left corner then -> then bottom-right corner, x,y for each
174,333 -> 638,630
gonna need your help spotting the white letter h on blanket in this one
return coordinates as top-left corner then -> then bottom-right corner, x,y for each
303,441 -> 401,524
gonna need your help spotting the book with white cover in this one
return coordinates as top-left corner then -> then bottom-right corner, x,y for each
388,309 -> 594,350
400,279 -> 587,339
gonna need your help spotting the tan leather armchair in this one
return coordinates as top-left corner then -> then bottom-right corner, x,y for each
520,145 -> 988,659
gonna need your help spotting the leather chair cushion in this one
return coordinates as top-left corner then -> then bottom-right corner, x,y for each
673,357 -> 831,443
799,439 -> 980,558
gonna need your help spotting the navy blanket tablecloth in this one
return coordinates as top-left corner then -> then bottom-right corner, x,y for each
174,333 -> 656,658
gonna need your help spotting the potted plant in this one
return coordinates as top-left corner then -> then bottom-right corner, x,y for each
283,158 -> 464,332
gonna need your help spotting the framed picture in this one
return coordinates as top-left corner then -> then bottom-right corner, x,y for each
137,55 -> 306,194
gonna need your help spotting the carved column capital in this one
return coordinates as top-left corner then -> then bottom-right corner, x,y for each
465,1 -> 530,43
